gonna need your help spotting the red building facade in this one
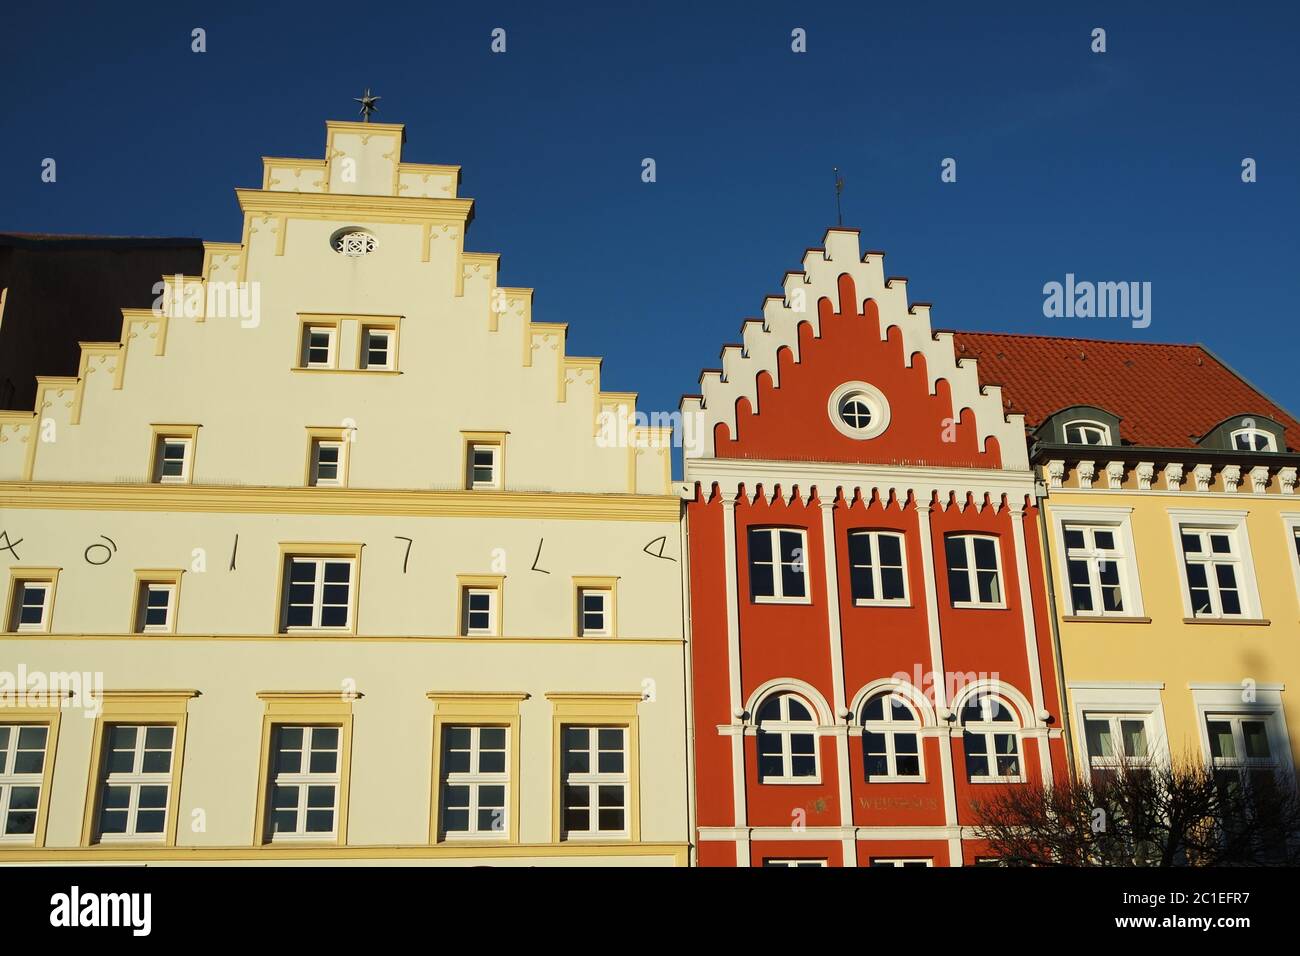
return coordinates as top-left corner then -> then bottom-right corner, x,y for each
681,229 -> 1070,866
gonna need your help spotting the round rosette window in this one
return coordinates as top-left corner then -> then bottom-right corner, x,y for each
828,381 -> 891,440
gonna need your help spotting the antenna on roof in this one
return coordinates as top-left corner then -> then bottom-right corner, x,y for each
832,167 -> 844,227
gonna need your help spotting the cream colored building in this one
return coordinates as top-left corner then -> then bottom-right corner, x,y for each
0,120 -> 688,865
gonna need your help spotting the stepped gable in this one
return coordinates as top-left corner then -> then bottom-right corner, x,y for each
681,228 -> 1028,470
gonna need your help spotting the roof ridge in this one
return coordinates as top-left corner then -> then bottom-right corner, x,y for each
944,328 -> 1206,350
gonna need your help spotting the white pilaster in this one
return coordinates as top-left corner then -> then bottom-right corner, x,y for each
819,499 -> 856,866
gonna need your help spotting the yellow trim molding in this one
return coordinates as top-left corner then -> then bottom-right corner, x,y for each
0,483 -> 681,522
253,691 -> 358,847
304,427 -> 352,488
80,690 -> 198,848
0,695 -> 63,849
426,692 -> 527,845
148,424 -> 200,484
461,430 -> 508,490
572,576 -> 620,638
4,567 -> 60,634
129,569 -> 184,634
455,574 -> 505,637
545,692 -> 643,844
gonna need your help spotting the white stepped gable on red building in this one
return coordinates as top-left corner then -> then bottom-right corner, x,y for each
681,228 -> 1028,470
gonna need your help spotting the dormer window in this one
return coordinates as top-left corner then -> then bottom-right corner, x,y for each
1230,428 -> 1276,452
1063,420 -> 1111,446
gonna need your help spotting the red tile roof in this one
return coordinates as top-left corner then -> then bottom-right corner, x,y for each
948,331 -> 1300,452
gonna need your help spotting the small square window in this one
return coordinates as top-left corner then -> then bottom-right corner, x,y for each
468,445 -> 499,490
310,439 -> 345,487
578,589 -> 610,637
135,581 -> 177,633
301,326 -> 337,368
360,327 -> 395,370
7,577 -> 55,633
461,587 -> 498,636
153,436 -> 193,484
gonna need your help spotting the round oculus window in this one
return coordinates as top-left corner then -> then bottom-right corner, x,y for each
827,381 -> 890,440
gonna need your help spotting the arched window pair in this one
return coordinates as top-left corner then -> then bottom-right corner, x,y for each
754,690 -> 924,783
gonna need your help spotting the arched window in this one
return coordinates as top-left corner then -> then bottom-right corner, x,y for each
1062,420 -> 1111,446
861,692 -> 921,780
960,695 -> 1023,782
756,693 -> 819,783
1230,427 -> 1276,452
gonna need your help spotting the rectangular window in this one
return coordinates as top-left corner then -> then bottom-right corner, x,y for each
945,534 -> 1003,607
847,530 -> 908,605
749,527 -> 809,603
281,557 -> 355,631
153,436 -> 192,483
578,589 -> 610,636
93,725 -> 175,841
133,580 -> 177,633
1180,527 -> 1245,618
309,439 -> 345,487
267,725 -> 341,841
763,858 -> 828,867
439,725 -> 508,839
870,858 -> 932,867
1083,712 -> 1152,786
462,587 -> 497,636
6,576 -> 55,633
360,326 -> 395,370
0,724 -> 48,842
301,325 -> 336,368
467,444 -> 499,490
561,726 -> 628,838
1064,524 -> 1128,615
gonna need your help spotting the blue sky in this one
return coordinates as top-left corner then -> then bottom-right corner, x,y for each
2,1 -> 1297,423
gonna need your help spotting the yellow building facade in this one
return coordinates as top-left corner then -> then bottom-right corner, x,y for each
0,120 -> 689,865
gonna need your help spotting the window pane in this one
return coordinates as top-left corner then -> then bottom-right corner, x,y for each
1064,528 -> 1085,550
850,564 -> 874,601
848,533 -> 873,567
881,567 -> 905,601
1120,720 -> 1148,758
1207,720 -> 1234,759
948,566 -> 971,604
750,563 -> 775,598
945,537 -> 968,571
1093,530 -> 1116,550
977,570 -> 1001,604
748,529 -> 773,563
973,537 -> 997,570
1085,718 -> 1114,758
878,534 -> 902,566
780,561 -> 806,598
1243,721 -> 1271,760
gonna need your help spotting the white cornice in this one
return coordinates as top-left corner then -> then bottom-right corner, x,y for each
683,457 -> 1035,505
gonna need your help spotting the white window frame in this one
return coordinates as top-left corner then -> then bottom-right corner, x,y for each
267,724 -> 342,843
439,725 -> 509,840
1068,683 -> 1171,776
281,557 -> 355,631
748,527 -> 811,605
945,533 -> 1006,609
847,530 -> 909,607
94,724 -> 175,843
1190,684 -> 1294,777
154,436 -> 192,484
1230,427 -> 1276,452
577,588 -> 611,637
960,695 -> 1024,784
136,582 -> 176,633
462,587 -> 497,636
561,725 -> 629,839
860,692 -> 924,782
360,326 -> 396,371
1051,508 -> 1145,618
763,858 -> 828,867
302,325 -> 337,369
1081,711 -> 1156,781
755,693 -> 821,784
1168,511 -> 1262,620
1282,515 -> 1300,607
0,723 -> 49,844
309,439 -> 346,487
468,444 -> 500,490
827,380 -> 891,441
8,579 -> 53,633
869,858 -> 933,867
1063,419 -> 1112,445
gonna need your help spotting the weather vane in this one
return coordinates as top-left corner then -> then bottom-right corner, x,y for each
833,166 -> 844,227
354,88 -> 381,122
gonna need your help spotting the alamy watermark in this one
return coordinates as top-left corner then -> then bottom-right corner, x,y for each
1043,273 -> 1151,329
152,274 -> 261,328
